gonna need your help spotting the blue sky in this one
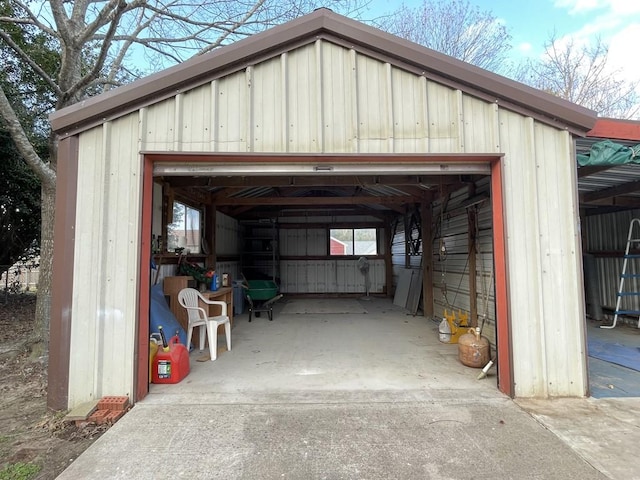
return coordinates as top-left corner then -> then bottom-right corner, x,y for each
365,0 -> 640,84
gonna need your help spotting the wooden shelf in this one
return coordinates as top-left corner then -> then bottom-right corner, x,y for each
153,253 -> 208,265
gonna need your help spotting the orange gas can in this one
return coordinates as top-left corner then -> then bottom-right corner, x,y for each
152,329 -> 190,384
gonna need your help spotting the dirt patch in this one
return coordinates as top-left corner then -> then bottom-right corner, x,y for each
0,294 -> 107,479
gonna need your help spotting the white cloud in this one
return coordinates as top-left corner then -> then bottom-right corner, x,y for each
518,42 -> 533,54
607,24 -> 640,86
554,0 -> 603,15
555,0 -> 640,15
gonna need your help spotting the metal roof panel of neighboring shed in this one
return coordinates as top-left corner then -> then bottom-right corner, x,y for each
578,119 -> 640,212
50,8 -> 597,137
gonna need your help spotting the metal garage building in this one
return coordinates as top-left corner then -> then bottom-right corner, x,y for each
48,9 -> 597,411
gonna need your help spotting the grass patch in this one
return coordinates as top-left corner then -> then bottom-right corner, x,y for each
0,462 -> 41,480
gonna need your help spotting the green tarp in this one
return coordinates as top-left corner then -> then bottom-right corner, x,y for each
578,139 -> 640,166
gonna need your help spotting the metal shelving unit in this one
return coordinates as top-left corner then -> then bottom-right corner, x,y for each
240,219 -> 279,283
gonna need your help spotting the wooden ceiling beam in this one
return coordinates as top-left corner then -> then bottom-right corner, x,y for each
163,174 -> 464,188
582,179 -> 640,203
213,195 -> 421,206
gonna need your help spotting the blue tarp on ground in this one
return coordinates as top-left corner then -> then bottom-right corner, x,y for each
588,339 -> 640,372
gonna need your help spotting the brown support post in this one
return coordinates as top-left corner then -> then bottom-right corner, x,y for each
207,206 -> 217,267
383,223 -> 393,297
468,209 -> 478,326
421,201 -> 434,318
404,210 -> 410,268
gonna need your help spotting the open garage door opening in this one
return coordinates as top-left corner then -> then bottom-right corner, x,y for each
140,154 -> 509,400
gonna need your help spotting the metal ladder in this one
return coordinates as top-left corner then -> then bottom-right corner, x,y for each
602,218 -> 640,329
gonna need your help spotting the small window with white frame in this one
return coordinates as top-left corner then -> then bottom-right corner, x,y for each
329,228 -> 377,256
167,201 -> 201,254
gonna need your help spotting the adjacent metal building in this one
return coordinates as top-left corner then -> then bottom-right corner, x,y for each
48,9 -> 597,410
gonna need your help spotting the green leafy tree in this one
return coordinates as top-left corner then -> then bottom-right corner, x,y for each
0,128 -> 42,275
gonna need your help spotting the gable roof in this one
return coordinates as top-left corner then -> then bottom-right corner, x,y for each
50,8 -> 597,137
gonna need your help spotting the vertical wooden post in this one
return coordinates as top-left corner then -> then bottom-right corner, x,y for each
468,208 -> 478,326
421,201 -> 434,318
491,159 -> 513,397
207,206 -> 217,267
404,210 -> 410,268
383,223 -> 393,297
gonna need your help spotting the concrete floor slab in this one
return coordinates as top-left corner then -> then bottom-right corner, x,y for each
56,298 -> 639,479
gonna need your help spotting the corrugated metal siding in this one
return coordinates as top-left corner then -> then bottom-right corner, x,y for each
499,112 -> 586,397
70,115 -> 142,406
280,229 -> 327,256
67,37 -> 588,406
430,182 -> 496,350
584,209 -> 640,315
139,41 -> 497,155
280,259 -> 385,293
279,225 -> 384,293
216,212 -> 241,256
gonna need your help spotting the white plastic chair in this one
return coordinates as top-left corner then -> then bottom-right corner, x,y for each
177,287 -> 231,361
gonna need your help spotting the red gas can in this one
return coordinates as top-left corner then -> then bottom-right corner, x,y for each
152,333 -> 190,384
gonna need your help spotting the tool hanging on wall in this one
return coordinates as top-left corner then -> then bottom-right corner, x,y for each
476,213 -> 495,336
472,204 -> 496,379
436,182 -> 472,343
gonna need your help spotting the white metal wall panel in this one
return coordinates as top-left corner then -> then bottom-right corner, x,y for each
462,96 -> 500,153
287,46 -> 322,152
308,229 -> 327,255
426,83 -> 462,153
66,37 -> 589,406
498,112 -> 545,396
136,40 -> 502,157
356,56 -> 392,153
70,114 -> 141,406
500,111 -> 586,397
280,259 -> 384,293
391,71 -> 429,153
252,59 -> 285,152
142,101 -> 175,151
215,73 -> 249,152
280,228 -> 327,256
181,85 -> 212,151
534,124 -> 585,396
320,42 -> 357,152
215,212 -> 241,256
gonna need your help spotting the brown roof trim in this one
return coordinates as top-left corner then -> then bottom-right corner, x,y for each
587,118 -> 640,141
51,8 -> 597,136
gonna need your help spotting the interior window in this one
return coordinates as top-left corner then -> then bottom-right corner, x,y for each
167,201 -> 201,253
329,228 -> 377,256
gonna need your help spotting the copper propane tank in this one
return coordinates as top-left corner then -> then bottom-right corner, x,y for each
458,327 -> 490,368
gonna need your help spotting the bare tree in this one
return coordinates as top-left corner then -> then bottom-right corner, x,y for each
0,0 -> 365,356
375,0 -> 512,73
519,34 -> 639,119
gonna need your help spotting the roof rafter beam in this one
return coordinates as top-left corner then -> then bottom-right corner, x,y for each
163,174 -> 464,188
582,179 -> 640,203
213,196 -> 421,206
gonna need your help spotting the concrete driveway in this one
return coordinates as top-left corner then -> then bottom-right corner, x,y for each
56,298 -> 638,479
